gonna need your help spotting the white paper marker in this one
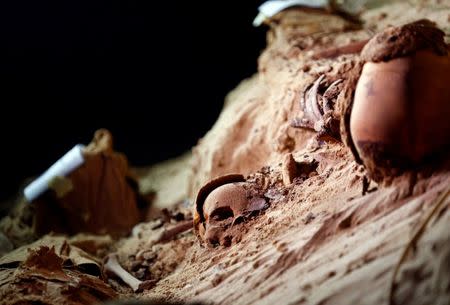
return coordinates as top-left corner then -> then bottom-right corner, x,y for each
24,144 -> 86,202
253,0 -> 329,27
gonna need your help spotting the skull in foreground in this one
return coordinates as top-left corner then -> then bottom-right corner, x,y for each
194,174 -> 267,247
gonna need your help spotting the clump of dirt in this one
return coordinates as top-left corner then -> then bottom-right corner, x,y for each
361,19 -> 448,62
0,198 -> 37,248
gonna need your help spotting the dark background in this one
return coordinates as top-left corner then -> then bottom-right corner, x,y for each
0,1 -> 266,203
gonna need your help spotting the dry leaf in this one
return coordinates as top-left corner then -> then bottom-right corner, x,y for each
0,245 -> 117,305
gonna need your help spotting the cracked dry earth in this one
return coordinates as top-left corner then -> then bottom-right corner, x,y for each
1,1 -> 450,305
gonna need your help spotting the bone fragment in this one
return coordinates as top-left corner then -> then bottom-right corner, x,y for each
104,254 -> 152,292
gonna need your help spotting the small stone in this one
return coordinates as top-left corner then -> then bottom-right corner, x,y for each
282,153 -> 298,186
303,212 -> 316,224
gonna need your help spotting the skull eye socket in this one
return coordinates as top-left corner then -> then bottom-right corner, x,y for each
210,207 -> 234,221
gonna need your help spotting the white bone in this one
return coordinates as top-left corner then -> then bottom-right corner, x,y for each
24,144 -> 85,202
104,254 -> 142,292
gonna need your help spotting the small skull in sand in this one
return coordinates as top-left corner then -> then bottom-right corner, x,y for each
194,175 -> 267,247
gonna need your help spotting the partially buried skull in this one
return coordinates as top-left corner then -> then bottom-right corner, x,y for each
194,174 -> 267,247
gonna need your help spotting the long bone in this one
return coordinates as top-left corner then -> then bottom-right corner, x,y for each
103,254 -> 154,292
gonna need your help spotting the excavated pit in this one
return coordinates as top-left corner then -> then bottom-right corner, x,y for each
1,1 -> 450,305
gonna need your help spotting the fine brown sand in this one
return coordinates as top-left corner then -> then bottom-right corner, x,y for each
1,1 -> 450,305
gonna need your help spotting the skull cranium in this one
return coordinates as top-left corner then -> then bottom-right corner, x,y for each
194,174 -> 267,247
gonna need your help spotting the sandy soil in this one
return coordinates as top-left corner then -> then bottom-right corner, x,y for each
0,1 -> 450,305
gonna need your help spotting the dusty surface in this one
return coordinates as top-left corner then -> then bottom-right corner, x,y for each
136,2 -> 450,304
187,0 -> 450,200
140,148 -> 450,305
136,152 -> 192,214
1,1 -> 450,305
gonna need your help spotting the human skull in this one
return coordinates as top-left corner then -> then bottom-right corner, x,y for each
194,174 -> 267,247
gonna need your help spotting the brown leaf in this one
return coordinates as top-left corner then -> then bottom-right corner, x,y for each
0,235 -> 101,276
0,243 -> 117,305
